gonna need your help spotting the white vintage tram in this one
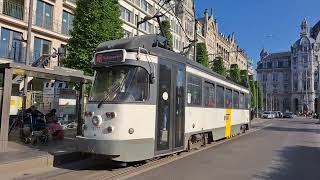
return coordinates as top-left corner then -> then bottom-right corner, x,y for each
76,35 -> 250,162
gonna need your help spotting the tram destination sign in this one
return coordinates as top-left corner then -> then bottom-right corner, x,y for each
95,49 -> 126,64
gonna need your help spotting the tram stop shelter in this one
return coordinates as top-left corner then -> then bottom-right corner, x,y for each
0,62 -> 93,153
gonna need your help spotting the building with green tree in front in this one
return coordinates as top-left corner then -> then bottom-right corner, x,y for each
196,43 -> 209,67
62,0 -> 123,75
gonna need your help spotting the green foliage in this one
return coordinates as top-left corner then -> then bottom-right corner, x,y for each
240,70 -> 248,87
196,43 -> 209,67
229,64 -> 241,83
212,56 -> 226,77
61,0 -> 123,75
249,75 -> 256,108
160,20 -> 173,50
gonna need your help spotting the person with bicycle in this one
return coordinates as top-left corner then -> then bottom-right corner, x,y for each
22,105 -> 47,143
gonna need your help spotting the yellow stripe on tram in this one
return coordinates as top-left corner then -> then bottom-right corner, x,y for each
225,109 -> 232,138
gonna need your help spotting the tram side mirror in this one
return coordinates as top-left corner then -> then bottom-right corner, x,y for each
149,73 -> 155,84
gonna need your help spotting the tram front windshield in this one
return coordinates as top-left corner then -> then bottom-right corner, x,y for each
90,66 -> 149,103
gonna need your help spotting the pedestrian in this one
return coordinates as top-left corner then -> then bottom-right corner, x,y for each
46,109 -> 64,140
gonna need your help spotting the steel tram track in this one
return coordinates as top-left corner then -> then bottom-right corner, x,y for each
38,121 -> 272,180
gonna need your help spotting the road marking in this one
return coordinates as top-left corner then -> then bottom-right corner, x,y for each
116,123 -> 274,180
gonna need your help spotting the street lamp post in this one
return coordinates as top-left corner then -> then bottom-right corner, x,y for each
22,0 -> 34,111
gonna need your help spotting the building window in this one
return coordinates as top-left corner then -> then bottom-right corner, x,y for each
0,28 -> 22,62
120,6 -> 132,23
283,73 -> 288,81
203,82 -> 215,108
35,0 -> 53,30
2,0 -> 24,20
33,37 -> 51,62
141,0 -> 153,14
62,10 -> 74,35
187,75 -> 202,106
263,74 -> 267,82
272,73 -> 278,81
315,81 -> 318,91
123,29 -> 131,38
293,57 -> 297,65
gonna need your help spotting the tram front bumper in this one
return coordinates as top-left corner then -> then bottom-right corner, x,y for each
76,136 -> 154,162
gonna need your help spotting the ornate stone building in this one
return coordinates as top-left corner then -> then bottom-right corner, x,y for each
257,19 -> 320,113
196,9 -> 253,74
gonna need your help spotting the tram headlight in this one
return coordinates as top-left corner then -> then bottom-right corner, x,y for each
92,116 -> 102,126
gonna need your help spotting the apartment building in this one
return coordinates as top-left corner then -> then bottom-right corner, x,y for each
0,0 -> 75,67
196,9 -> 254,75
0,0 -> 191,67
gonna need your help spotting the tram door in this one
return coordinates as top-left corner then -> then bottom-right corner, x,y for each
156,61 -> 186,154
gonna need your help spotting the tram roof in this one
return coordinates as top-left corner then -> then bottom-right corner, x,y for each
97,35 -> 249,91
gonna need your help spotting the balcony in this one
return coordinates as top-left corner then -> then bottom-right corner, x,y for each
63,0 -> 76,9
1,0 -> 25,20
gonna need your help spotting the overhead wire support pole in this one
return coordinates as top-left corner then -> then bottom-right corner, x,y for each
23,0 -> 34,111
193,0 -> 197,62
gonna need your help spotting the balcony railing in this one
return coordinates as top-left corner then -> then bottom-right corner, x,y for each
1,0 -> 24,20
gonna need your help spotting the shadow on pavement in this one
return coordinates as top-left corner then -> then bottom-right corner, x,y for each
254,145 -> 320,180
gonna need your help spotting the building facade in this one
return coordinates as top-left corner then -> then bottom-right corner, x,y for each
0,0 -> 192,66
0,0 -> 75,67
196,9 -> 254,75
257,19 -> 320,113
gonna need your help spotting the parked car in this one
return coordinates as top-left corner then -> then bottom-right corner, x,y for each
273,111 -> 283,118
283,112 -> 294,118
262,111 -> 275,119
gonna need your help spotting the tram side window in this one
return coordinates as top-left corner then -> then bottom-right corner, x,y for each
226,88 -> 232,108
216,85 -> 224,108
239,93 -> 245,109
187,75 -> 202,105
203,82 -> 215,108
233,91 -> 239,109
245,94 -> 250,109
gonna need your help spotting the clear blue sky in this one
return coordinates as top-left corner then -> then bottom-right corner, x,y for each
195,0 -> 320,68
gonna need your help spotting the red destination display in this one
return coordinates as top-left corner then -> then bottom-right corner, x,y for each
95,50 -> 126,64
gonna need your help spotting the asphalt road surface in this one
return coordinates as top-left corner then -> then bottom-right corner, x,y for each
6,118 -> 320,180
127,118 -> 320,180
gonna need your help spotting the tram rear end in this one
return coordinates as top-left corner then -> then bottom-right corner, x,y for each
76,49 -> 158,162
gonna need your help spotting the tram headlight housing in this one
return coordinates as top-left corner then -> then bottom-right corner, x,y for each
92,116 -> 102,126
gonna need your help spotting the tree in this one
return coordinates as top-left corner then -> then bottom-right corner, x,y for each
62,0 -> 123,75
255,81 -> 264,110
212,56 -> 226,76
229,64 -> 241,83
240,70 -> 248,87
196,43 -> 209,67
160,20 -> 173,50
249,75 -> 256,108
